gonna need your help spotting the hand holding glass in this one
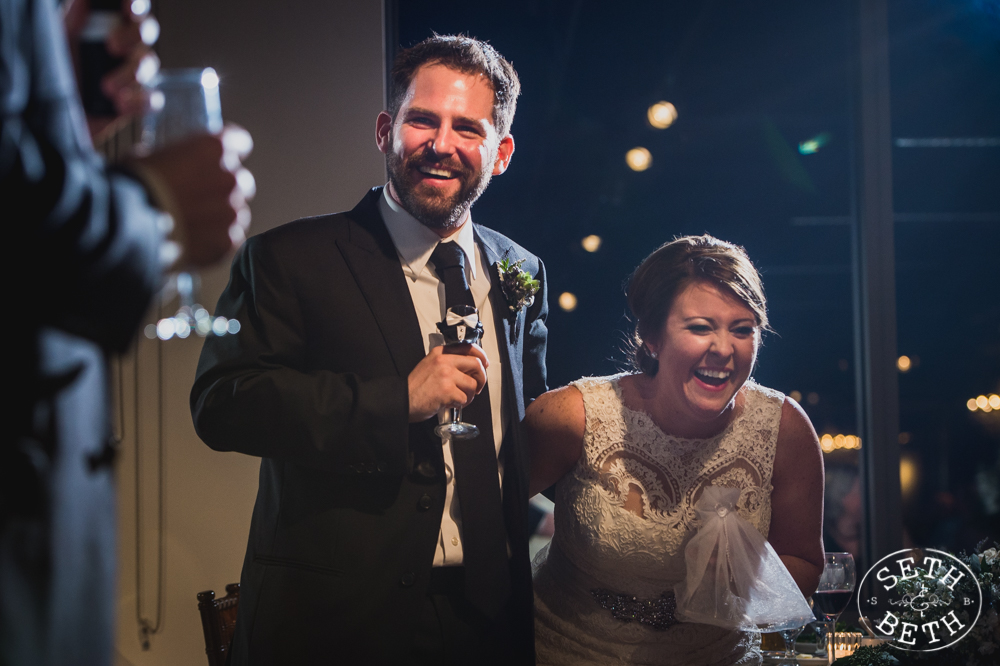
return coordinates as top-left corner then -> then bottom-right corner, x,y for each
140,68 -> 244,340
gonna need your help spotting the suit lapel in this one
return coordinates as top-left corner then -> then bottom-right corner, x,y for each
336,189 -> 425,377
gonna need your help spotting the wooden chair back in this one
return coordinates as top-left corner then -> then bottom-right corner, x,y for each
196,583 -> 240,666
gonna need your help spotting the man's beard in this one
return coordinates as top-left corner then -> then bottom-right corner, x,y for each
386,145 -> 494,231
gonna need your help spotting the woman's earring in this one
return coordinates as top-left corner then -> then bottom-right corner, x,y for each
649,348 -> 658,359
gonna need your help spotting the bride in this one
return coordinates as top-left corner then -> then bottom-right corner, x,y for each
526,235 -> 825,665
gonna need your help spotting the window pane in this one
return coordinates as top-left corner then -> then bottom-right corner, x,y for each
889,0 -> 1000,551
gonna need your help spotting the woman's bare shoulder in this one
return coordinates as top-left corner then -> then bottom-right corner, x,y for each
525,384 -> 586,440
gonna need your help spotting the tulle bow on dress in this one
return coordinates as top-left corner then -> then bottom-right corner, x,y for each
674,486 -> 814,632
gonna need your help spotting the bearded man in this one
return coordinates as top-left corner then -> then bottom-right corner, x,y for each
191,35 -> 547,665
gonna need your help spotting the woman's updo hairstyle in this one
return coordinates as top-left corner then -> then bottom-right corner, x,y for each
627,234 -> 769,376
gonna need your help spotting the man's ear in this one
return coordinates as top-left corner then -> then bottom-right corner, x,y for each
375,111 -> 393,154
492,134 -> 515,175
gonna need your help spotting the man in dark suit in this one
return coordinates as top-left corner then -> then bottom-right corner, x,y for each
191,35 -> 548,664
1,1 -> 253,664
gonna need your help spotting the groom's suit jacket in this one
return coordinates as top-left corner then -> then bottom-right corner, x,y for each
191,187 -> 548,665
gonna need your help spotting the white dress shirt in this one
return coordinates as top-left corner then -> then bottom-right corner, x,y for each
378,187 -> 506,566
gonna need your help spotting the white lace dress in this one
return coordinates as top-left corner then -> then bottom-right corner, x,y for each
533,374 -> 785,665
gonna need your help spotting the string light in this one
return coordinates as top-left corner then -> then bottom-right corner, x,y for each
581,235 -> 602,252
558,292 -> 578,312
625,147 -> 652,172
647,101 -> 678,129
897,355 -> 912,372
969,394 -> 1000,413
819,433 -> 862,453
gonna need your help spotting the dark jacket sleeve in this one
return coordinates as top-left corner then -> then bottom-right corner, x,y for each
521,257 -> 549,403
3,0 -> 164,353
190,234 -> 411,474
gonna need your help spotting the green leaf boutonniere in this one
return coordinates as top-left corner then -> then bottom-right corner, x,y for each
497,258 -> 540,314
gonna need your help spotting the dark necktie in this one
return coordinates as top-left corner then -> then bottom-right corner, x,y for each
429,241 -> 511,617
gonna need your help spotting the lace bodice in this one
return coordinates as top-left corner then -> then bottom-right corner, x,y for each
533,374 -> 784,665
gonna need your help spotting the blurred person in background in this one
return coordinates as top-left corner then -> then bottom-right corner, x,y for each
0,1 -> 254,664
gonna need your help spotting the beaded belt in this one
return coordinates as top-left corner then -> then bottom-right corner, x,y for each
590,589 -> 679,631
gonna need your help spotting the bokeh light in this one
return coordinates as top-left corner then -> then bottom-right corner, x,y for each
990,395 -> 1000,410
625,147 -> 652,172
896,355 -> 912,372
647,101 -> 678,129
201,68 -> 220,90
789,390 -> 802,403
581,235 -> 602,252
900,455 -> 919,498
558,292 -> 578,312
819,433 -> 862,453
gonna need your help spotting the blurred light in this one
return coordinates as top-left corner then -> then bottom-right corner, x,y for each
896,355 -> 912,372
156,318 -> 175,340
149,90 -> 165,111
144,324 -> 157,339
968,398 -> 979,411
789,390 -> 802,403
201,68 -> 220,90
647,101 -> 678,129
131,0 -> 151,15
807,392 -> 819,405
819,433 -> 861,453
898,432 -> 911,445
558,292 -> 578,312
139,16 -> 159,45
990,395 -> 1000,410
135,53 -> 158,85
212,318 -> 229,336
626,147 -> 652,172
900,455 -> 919,498
977,395 -> 990,410
175,318 -> 191,339
581,235 -> 602,252
227,319 -> 241,335
797,132 -> 831,155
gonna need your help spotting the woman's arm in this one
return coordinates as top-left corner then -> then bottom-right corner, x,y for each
525,385 -> 586,497
767,396 -> 826,597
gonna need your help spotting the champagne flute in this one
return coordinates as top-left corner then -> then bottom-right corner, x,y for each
141,67 -> 238,341
814,552 -> 856,664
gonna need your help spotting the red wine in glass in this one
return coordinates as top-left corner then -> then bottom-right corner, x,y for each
812,589 -> 853,620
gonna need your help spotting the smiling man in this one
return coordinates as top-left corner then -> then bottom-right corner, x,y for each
191,36 -> 548,665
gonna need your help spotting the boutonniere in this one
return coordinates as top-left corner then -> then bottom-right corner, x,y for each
496,258 -> 540,315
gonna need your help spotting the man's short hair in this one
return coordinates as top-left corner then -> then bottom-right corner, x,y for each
389,34 -> 521,138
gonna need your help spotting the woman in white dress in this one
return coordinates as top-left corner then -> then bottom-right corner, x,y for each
526,235 -> 825,665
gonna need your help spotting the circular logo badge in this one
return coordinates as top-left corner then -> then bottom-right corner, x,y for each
857,548 -> 982,652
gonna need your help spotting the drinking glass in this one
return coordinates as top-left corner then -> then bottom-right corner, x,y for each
141,68 -> 236,341
779,623 -> 806,660
814,552 -> 856,664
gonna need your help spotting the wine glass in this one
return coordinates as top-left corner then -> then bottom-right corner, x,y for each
779,623 -> 806,661
141,67 -> 236,341
434,305 -> 483,439
814,552 -> 856,664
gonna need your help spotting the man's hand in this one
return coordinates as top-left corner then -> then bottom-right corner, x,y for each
131,125 -> 255,269
408,344 -> 490,423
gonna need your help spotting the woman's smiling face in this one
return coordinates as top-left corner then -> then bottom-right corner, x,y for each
649,279 -> 760,432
